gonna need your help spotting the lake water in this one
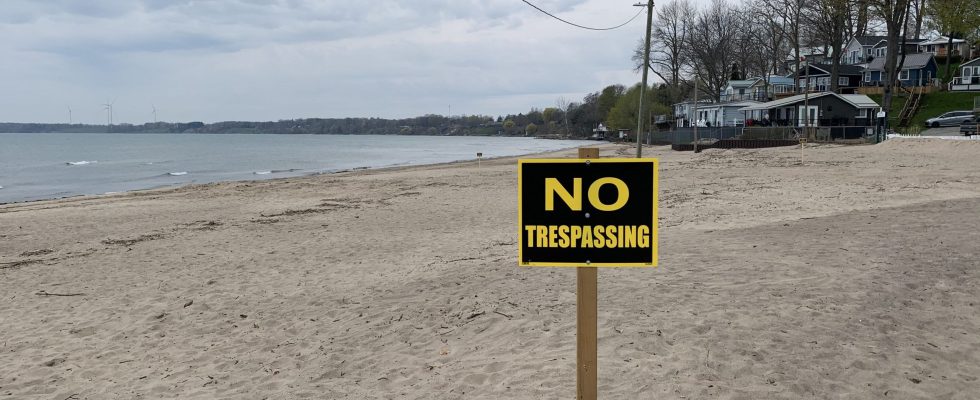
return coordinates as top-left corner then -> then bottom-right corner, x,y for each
0,133 -> 591,204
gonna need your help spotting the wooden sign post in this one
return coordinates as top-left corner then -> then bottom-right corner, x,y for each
799,137 -> 807,165
576,148 -> 599,400
518,148 -> 658,400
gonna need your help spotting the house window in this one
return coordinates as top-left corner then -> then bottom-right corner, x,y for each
865,72 -> 871,82
966,67 -> 973,77
900,69 -> 910,80
839,77 -> 849,86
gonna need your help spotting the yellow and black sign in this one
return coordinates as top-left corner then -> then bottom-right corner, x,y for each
518,158 -> 658,267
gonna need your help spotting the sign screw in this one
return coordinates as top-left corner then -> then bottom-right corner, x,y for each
584,213 -> 590,219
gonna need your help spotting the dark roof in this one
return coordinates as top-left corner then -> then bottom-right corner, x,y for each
808,63 -> 864,76
855,35 -> 888,46
961,57 -> 980,68
875,38 -> 927,48
866,53 -> 935,71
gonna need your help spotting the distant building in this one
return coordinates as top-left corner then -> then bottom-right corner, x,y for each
950,57 -> 980,91
672,100 -> 713,127
739,92 -> 880,127
694,101 -> 761,127
794,63 -> 864,93
841,35 -> 888,65
918,37 -> 970,59
720,76 -> 795,102
863,53 -> 938,87
869,38 -> 926,60
784,47 -> 835,71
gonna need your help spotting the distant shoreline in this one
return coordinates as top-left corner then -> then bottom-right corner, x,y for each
0,135 -> 598,205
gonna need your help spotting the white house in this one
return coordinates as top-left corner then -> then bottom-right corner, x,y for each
721,76 -> 795,102
841,35 -> 887,65
694,101 -> 760,127
950,57 -> 980,91
918,36 -> 970,58
672,100 -> 713,127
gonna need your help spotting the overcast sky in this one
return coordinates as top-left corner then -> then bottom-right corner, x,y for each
0,0 -> 667,124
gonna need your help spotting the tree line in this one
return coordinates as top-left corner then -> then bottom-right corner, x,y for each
0,83 -> 670,138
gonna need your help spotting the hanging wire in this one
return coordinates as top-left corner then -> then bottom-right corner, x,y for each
520,0 -> 644,31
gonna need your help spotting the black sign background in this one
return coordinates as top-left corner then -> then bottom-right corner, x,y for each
519,160 -> 656,266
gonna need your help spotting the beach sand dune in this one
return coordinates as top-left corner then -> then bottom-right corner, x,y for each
2,140 -> 979,398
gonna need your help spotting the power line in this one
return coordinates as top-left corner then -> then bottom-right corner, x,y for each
520,0 -> 643,31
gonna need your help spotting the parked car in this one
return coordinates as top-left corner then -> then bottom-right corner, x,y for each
961,116 -> 978,136
925,111 -> 974,127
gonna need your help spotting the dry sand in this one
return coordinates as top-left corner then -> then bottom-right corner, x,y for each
2,139 -> 980,399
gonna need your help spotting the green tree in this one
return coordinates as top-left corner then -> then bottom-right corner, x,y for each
926,0 -> 980,82
541,107 -> 559,125
596,85 -> 626,122
503,119 -> 515,134
604,85 -> 672,136
525,123 -> 538,135
605,84 -> 660,131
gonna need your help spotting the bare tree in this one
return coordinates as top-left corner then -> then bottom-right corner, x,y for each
555,96 -> 572,135
758,0 -> 807,92
910,0 -> 928,39
805,0 -> 851,91
870,0 -> 912,114
632,0 -> 695,103
683,0 -> 742,101
852,0 -> 870,36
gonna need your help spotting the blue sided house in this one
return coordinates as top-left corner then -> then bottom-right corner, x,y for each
863,53 -> 938,87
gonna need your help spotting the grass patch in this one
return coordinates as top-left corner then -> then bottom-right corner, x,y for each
867,93 -> 908,128
869,91 -> 978,131
914,92 -> 978,128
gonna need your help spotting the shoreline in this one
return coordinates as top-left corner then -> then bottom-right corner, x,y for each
0,139 -> 603,207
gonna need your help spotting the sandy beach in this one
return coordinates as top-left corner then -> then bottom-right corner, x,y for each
2,139 -> 980,399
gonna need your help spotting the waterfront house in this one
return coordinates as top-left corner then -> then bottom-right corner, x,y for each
950,57 -> 980,91
720,80 -> 760,102
694,101 -> 760,127
672,100 -> 713,127
842,35 -> 888,65
739,92 -> 880,127
863,53 -> 938,87
720,76 -> 795,102
794,63 -> 864,93
918,36 -> 971,59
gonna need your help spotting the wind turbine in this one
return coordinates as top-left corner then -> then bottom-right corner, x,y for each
68,106 -> 72,125
151,104 -> 157,123
103,99 -> 115,131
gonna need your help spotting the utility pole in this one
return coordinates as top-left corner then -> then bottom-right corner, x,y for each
634,0 -> 654,158
802,57 -> 810,139
693,78 -> 699,153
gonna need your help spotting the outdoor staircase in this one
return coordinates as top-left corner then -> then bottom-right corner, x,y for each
898,86 -> 924,127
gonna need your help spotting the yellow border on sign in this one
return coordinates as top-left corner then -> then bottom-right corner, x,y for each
517,158 -> 659,268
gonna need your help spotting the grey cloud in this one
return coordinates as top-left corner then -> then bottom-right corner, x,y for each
0,0 -> 640,123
